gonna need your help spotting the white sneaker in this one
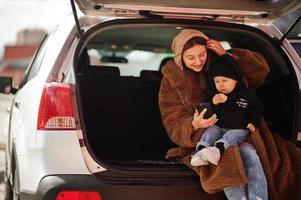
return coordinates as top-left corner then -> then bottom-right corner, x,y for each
199,147 -> 221,165
190,151 -> 209,166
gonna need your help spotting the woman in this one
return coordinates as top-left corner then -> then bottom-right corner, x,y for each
158,29 -> 269,200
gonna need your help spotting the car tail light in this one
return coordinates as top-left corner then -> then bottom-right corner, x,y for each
56,191 -> 102,200
37,83 -> 77,130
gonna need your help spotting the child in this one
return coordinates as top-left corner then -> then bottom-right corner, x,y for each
191,54 -> 263,166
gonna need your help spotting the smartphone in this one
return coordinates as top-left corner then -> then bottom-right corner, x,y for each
196,102 -> 214,119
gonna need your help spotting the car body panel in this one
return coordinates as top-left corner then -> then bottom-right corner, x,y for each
10,76 -> 42,156
8,18 -> 76,156
17,130 -> 90,194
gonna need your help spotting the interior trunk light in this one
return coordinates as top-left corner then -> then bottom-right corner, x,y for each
37,83 -> 77,130
56,191 -> 102,200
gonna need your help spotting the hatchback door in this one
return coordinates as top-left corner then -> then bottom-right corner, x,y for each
75,0 -> 300,20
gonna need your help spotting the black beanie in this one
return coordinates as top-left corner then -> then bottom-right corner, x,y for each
209,54 -> 241,81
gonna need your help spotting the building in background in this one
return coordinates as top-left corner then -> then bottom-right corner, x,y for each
0,29 -> 45,86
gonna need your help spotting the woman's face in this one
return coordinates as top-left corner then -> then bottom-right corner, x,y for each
183,44 -> 207,72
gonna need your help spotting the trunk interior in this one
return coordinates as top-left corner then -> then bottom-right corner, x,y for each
76,19 -> 298,170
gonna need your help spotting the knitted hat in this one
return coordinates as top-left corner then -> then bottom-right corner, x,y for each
172,29 -> 209,70
209,54 -> 241,81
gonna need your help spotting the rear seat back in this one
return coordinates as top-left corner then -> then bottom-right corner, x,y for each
140,70 -> 163,83
79,68 -> 175,161
81,65 -> 120,76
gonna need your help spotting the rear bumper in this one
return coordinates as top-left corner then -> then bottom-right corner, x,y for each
26,174 -> 226,200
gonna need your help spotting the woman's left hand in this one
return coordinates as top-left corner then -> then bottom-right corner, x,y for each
206,39 -> 227,56
192,109 -> 218,130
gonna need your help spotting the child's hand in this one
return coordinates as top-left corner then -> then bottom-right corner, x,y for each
247,123 -> 256,132
212,93 -> 227,105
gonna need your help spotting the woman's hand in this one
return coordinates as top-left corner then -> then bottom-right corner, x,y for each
247,123 -> 256,132
206,39 -> 227,56
212,93 -> 227,105
192,109 -> 218,130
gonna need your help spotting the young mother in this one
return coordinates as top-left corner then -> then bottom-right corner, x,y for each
159,29 -> 269,200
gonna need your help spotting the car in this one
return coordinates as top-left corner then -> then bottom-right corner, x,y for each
1,0 -> 301,199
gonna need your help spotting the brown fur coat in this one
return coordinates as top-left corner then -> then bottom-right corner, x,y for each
159,48 -> 301,199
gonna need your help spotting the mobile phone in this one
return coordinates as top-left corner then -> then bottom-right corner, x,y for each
196,102 -> 213,119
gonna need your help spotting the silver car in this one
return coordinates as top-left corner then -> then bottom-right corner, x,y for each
1,0 -> 301,199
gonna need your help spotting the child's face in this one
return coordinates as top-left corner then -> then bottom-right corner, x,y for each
214,76 -> 237,94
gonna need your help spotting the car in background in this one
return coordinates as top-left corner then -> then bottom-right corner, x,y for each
1,0 -> 301,199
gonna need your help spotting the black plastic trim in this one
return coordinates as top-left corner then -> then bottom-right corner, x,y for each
35,174 -> 226,200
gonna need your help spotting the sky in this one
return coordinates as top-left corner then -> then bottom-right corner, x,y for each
0,0 -> 72,59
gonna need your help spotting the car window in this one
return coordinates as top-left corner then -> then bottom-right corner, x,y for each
79,26 -> 233,77
19,28 -> 56,88
86,48 -> 173,76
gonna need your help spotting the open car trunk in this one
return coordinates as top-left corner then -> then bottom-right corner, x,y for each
75,18 -> 298,170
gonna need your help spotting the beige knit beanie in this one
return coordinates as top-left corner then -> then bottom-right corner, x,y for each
172,29 -> 209,70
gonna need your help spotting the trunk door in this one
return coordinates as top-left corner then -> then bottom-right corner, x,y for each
75,0 -> 300,20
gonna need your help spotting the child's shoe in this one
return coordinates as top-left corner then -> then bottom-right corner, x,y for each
190,151 -> 209,166
199,147 -> 221,165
